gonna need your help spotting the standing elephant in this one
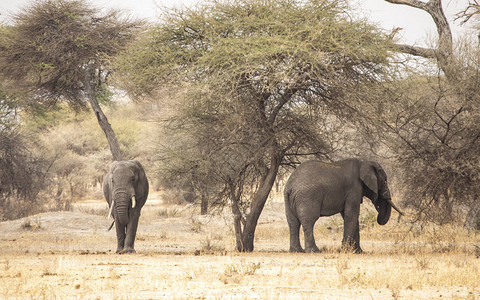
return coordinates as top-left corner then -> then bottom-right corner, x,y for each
284,159 -> 403,253
103,160 -> 149,254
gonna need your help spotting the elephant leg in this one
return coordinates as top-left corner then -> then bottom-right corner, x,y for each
286,208 -> 304,253
353,220 -> 362,253
302,221 -> 320,253
114,219 -> 126,253
123,213 -> 140,253
341,210 -> 362,253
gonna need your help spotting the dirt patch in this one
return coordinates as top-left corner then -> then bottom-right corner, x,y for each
0,194 -> 479,299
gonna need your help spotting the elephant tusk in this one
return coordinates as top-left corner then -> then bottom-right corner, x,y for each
387,199 -> 404,216
108,199 -> 115,219
107,220 -> 115,232
132,195 -> 136,208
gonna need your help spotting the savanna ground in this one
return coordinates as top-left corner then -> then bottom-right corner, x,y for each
1,191 -> 479,299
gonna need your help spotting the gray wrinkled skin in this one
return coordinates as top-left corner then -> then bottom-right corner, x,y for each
103,160 -> 149,254
284,159 -> 398,253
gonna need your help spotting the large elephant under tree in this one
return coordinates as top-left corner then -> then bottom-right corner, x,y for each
284,159 -> 403,253
103,160 -> 149,254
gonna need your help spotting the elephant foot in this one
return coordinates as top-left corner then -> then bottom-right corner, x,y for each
305,246 -> 321,253
289,246 -> 305,253
354,247 -> 363,254
115,248 -> 136,254
120,248 -> 136,254
341,244 -> 363,254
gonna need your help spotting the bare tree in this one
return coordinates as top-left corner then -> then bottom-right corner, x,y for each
385,0 -> 453,77
377,0 -> 480,228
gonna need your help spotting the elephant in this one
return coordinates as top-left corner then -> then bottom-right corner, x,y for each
284,159 -> 403,253
103,160 -> 149,254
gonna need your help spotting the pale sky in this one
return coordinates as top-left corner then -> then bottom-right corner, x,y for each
0,0 -> 475,46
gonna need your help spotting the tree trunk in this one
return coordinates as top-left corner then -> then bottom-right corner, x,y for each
465,200 -> 480,231
66,180 -> 73,211
200,192 -> 208,215
232,198 -> 244,251
84,75 -> 124,161
239,151 -> 281,252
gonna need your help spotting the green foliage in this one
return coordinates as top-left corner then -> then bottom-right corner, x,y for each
95,83 -> 114,105
24,102 -> 150,158
23,104 -> 88,131
117,0 -> 392,96
112,117 -> 149,155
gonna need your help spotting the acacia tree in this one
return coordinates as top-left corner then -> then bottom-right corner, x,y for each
118,0 -> 394,251
0,0 -> 140,161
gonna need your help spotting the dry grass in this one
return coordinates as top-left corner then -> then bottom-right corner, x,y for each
1,252 -> 477,299
0,195 -> 479,299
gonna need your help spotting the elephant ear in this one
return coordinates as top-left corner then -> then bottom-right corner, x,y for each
103,171 -> 113,206
359,161 -> 378,201
131,160 -> 149,201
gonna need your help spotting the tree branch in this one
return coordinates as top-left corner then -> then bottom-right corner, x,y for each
268,89 -> 297,124
385,0 -> 454,78
384,0 -> 428,9
394,44 -> 436,58
455,0 -> 480,24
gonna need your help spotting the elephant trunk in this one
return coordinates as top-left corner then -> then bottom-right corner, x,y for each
376,199 -> 392,225
376,198 -> 404,225
376,185 -> 402,225
113,189 -> 130,226
116,200 -> 129,226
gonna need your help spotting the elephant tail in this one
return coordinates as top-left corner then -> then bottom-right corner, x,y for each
107,220 -> 115,232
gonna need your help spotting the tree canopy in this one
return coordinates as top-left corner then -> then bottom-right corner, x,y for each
118,0 -> 392,96
118,0 -> 395,251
